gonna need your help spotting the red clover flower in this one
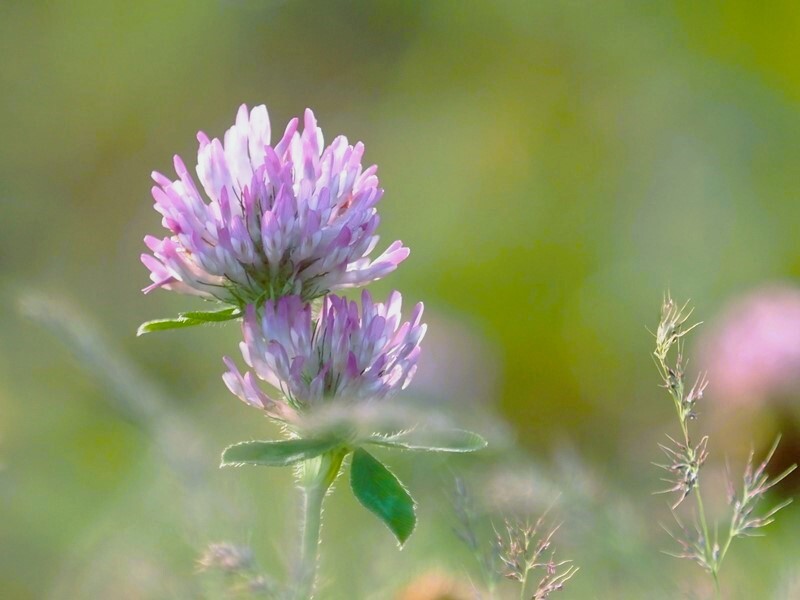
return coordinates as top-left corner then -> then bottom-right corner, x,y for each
142,105 -> 408,307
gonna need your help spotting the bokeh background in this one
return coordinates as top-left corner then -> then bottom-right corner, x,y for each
2,1 -> 800,598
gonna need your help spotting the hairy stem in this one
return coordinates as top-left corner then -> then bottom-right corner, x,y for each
294,448 -> 347,600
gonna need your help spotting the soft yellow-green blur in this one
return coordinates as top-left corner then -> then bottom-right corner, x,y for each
2,2 -> 799,598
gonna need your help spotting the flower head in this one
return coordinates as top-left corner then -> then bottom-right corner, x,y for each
196,542 -> 253,574
142,104 -> 408,305
700,284 -> 800,406
223,290 -> 425,424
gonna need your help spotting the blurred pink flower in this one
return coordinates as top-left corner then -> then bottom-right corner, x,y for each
142,104 -> 408,305
700,285 -> 800,406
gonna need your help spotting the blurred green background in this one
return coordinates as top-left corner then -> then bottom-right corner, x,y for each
2,1 -> 800,598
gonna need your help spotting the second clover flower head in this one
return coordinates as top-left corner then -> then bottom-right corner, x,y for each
142,104 -> 409,306
223,290 -> 426,425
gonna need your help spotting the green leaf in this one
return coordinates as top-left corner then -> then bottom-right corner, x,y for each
137,307 -> 242,336
136,317 -> 203,336
181,307 -> 242,322
220,438 -> 342,468
350,448 -> 416,546
366,428 -> 487,453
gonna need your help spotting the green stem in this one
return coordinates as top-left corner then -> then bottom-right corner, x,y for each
693,489 -> 712,563
519,574 -> 528,600
660,356 -> 720,597
717,528 -> 734,568
710,519 -> 736,600
693,490 -> 719,598
294,448 -> 347,600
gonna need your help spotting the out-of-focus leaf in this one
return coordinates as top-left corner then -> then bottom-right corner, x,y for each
366,428 -> 487,453
220,438 -> 341,468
